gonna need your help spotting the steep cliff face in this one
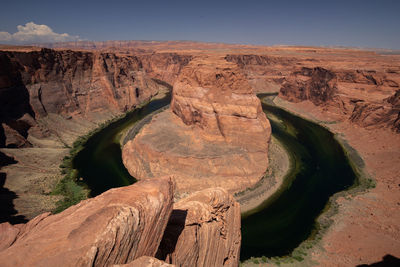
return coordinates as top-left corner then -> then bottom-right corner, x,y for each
139,53 -> 193,85
156,188 -> 241,267
123,57 -> 271,195
226,53 -> 400,132
0,177 -> 175,266
225,54 -> 295,94
279,67 -> 338,105
0,49 -> 192,148
350,89 -> 400,132
171,57 -> 270,145
0,48 -> 192,224
0,49 -> 148,147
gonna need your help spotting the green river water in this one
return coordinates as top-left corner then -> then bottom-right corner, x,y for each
72,93 -> 357,260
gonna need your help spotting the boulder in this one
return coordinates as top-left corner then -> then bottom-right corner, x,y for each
156,187 -> 241,267
0,176 -> 175,266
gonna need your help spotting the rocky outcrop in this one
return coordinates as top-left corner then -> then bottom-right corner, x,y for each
350,89 -> 400,132
0,176 -> 242,267
139,53 -> 193,85
336,69 -> 399,87
0,47 -> 192,224
171,57 -> 270,144
226,52 -> 400,133
123,57 -> 271,195
0,49 -> 169,117
224,54 -> 296,94
279,67 -> 338,105
0,48 -> 192,148
115,256 -> 175,267
156,188 -> 241,267
225,54 -> 294,67
0,176 -> 175,266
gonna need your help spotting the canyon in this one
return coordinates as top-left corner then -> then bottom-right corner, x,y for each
122,56 -> 271,196
0,41 -> 399,266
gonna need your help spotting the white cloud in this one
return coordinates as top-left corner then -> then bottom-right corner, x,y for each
0,22 -> 81,44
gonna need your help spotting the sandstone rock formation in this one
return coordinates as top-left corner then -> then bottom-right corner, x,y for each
350,89 -> 400,132
0,48 -> 192,148
0,47 -> 192,220
279,67 -> 338,105
0,176 -> 175,266
157,188 -> 241,267
123,57 -> 271,195
227,51 -> 400,132
114,256 -> 175,267
0,175 -> 242,267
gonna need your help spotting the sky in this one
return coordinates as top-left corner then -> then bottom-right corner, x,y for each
0,0 -> 399,49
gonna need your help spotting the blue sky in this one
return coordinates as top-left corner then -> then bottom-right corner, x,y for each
0,0 -> 399,49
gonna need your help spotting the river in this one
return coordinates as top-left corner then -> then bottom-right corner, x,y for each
72,93 -> 356,259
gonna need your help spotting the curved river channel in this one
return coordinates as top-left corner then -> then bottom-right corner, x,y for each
72,93 -> 357,260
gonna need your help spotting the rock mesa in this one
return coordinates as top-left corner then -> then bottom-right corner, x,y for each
122,57 -> 271,195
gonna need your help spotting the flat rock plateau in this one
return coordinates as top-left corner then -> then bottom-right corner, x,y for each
1,41 -> 400,266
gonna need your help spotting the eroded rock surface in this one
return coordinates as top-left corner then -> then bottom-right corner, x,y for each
279,67 -> 338,105
0,176 -> 175,266
114,256 -> 175,267
350,89 -> 400,132
226,51 -> 400,132
156,188 -> 241,267
0,47 -> 192,221
0,48 -> 192,148
123,57 -> 271,195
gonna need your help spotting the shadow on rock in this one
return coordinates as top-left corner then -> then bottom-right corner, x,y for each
0,151 -> 28,224
357,254 -> 400,267
156,209 -> 187,260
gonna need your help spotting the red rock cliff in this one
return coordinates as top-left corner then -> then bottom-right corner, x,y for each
0,48 -> 192,147
123,57 -> 271,196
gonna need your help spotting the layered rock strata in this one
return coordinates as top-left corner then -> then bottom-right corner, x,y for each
0,177 -> 242,267
226,53 -> 400,132
0,48 -> 191,221
157,188 -> 241,267
350,89 -> 400,132
0,177 -> 175,266
123,57 -> 271,195
0,48 -> 192,148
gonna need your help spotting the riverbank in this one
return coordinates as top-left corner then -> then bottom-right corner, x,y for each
55,89 -> 171,210
0,89 -> 167,222
273,97 -> 400,266
236,136 -> 290,215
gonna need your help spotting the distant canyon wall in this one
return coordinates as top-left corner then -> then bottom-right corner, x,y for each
226,54 -> 400,132
0,48 -> 192,148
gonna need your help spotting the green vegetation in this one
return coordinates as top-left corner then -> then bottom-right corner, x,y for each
51,133 -> 93,213
51,111 -> 137,213
51,95 -> 167,213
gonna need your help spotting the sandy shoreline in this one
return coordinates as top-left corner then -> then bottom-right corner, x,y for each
236,136 -> 291,215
